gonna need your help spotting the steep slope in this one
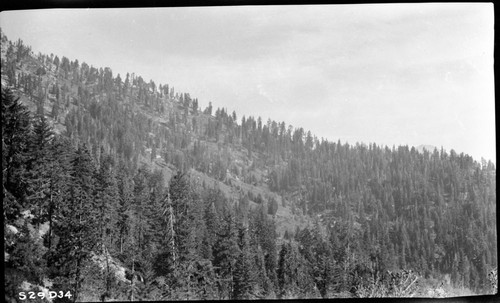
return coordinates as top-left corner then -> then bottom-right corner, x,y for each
1,30 -> 497,299
0,31 -> 307,235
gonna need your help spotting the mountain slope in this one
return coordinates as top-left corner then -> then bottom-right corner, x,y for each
1,29 -> 497,299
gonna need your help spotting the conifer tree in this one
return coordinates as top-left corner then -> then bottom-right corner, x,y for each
213,206 -> 239,299
2,87 -> 31,222
277,241 -> 291,298
44,137 -> 73,254
250,205 -> 278,294
50,144 -> 98,302
132,166 -> 151,251
200,188 -> 223,259
25,114 -> 54,227
94,152 -> 120,253
233,221 -> 254,299
155,171 -> 199,298
116,159 -> 134,256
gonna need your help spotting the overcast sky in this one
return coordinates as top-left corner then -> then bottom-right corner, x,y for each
0,4 -> 495,162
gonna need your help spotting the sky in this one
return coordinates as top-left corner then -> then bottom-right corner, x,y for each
0,4 -> 495,162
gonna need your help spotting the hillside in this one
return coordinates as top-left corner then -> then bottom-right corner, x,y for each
2,29 -> 497,301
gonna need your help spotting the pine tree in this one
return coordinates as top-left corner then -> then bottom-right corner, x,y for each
93,153 -> 120,253
131,166 -> 151,252
213,206 -> 239,299
2,87 -> 32,222
169,171 -> 197,263
116,159 -> 134,256
50,144 -> 99,302
199,188 -> 223,260
277,241 -> 292,298
254,206 -> 279,293
40,137 -> 73,255
155,171 -> 200,298
233,222 -> 254,299
25,114 -> 54,227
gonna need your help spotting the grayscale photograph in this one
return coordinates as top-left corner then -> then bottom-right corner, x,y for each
1,3 -> 496,301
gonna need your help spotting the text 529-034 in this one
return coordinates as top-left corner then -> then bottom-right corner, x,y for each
19,291 -> 72,300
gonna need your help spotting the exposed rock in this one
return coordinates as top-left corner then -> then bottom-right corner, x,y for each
21,210 -> 34,219
90,251 -> 129,283
6,224 -> 19,235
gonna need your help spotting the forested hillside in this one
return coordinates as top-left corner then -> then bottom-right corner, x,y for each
2,29 -> 497,301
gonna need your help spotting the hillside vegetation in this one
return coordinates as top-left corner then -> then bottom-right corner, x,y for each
1,29 -> 497,301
